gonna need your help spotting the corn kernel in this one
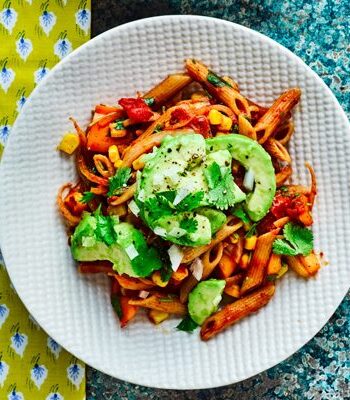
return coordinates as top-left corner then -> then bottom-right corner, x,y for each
152,271 -> 168,287
114,159 -> 123,169
148,309 -> 169,325
108,145 -> 120,163
208,109 -> 223,125
244,235 -> 257,250
132,156 -> 145,170
276,264 -> 289,279
239,253 -> 250,269
57,133 -> 79,155
191,92 -> 207,102
218,115 -> 233,131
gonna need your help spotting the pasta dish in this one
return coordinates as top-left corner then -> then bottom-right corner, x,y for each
57,59 -> 319,340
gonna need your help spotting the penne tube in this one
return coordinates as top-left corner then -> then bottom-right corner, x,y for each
200,283 -> 275,340
182,219 -> 244,264
108,183 -> 137,206
274,119 -> 294,145
305,162 -> 317,207
201,242 -> 224,279
113,274 -> 155,290
224,284 -> 240,298
264,138 -> 291,163
241,228 -> 279,294
267,253 -> 282,276
285,255 -> 309,278
238,114 -> 257,140
185,59 -> 251,117
254,88 -> 301,144
273,216 -> 290,228
143,74 -> 192,106
275,165 -> 293,186
128,294 -> 187,315
299,252 -> 320,276
179,275 -> 198,304
225,273 -> 245,286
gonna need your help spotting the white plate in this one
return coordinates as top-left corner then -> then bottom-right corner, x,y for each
0,16 -> 349,389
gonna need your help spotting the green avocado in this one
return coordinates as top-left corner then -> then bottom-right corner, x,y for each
188,279 -> 226,325
196,207 -> 226,233
206,134 -> 276,221
71,212 -> 161,277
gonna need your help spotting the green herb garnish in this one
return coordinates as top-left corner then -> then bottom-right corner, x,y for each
79,191 -> 95,204
245,223 -> 258,238
153,124 -> 163,133
232,205 -> 250,224
272,222 -> 314,256
143,97 -> 155,106
114,119 -> 125,130
176,315 -> 198,332
207,71 -> 232,88
180,217 -> 198,233
176,191 -> 204,211
107,167 -> 131,197
111,294 -> 123,319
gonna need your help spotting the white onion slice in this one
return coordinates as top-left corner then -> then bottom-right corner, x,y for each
190,257 -> 204,281
154,227 -> 167,237
125,244 -> 139,260
243,168 -> 255,191
168,227 -> 187,238
137,189 -> 145,202
139,290 -> 149,299
173,187 -> 190,205
168,245 -> 184,272
128,200 -> 140,216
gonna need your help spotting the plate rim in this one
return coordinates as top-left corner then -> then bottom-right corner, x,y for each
1,15 -> 349,390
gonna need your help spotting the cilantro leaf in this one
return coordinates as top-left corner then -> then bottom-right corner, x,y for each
245,222 -> 258,238
157,190 -> 177,203
108,167 -> 131,197
143,97 -> 155,106
114,119 -> 125,130
152,238 -> 173,282
143,194 -> 173,220
232,205 -> 250,224
272,222 -> 313,256
176,191 -> 204,211
153,124 -> 163,133
176,315 -> 198,332
111,293 -> 122,319
180,217 -> 198,233
95,214 -> 118,246
205,163 -> 245,210
79,191 -> 95,204
207,71 -> 232,88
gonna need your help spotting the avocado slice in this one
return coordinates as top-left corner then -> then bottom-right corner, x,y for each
206,134 -> 276,221
196,207 -> 226,233
188,279 -> 226,325
71,212 -> 161,277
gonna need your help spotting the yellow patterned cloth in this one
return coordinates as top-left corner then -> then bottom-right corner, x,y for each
0,1 -> 90,399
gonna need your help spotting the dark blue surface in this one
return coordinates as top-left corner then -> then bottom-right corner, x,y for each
88,1 -> 349,398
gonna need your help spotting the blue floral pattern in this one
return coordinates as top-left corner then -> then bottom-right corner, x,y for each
0,3 -> 17,34
75,4 -> 90,34
7,387 -> 24,400
67,363 -> 84,388
54,34 -> 72,59
31,361 -> 48,388
10,331 -> 28,357
47,337 -> 61,359
0,360 -> 9,387
15,33 -> 33,61
39,4 -> 56,36
0,61 -> 15,93
0,304 -> 9,328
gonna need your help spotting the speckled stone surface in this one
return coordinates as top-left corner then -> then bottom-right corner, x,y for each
87,1 -> 349,398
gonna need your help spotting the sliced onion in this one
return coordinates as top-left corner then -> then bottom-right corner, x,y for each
154,226 -> 167,237
168,245 -> 184,272
168,227 -> 187,238
137,189 -> 145,202
139,290 -> 149,299
125,244 -> 139,260
190,257 -> 204,281
173,187 -> 190,205
128,200 -> 140,216
243,168 -> 255,191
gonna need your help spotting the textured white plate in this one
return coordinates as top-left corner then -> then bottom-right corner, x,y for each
0,16 -> 349,389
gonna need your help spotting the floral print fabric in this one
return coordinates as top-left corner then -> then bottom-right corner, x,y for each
0,1 -> 90,398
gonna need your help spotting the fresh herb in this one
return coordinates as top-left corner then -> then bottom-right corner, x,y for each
279,186 -> 289,193
176,191 -> 204,211
114,119 -> 125,130
232,205 -> 250,224
144,194 -> 173,220
176,315 -> 198,332
95,213 -> 118,246
245,223 -> 258,238
157,190 -> 177,203
272,222 -> 314,256
180,217 -> 198,233
107,167 -> 131,197
111,294 -> 122,319
153,124 -> 163,133
143,97 -> 155,106
204,162 -> 244,210
207,71 -> 232,88
267,275 -> 277,282
79,191 -> 95,203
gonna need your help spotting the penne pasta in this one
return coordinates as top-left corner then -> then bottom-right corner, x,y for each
264,138 -> 291,163
129,294 -> 187,315
275,165 -> 293,186
113,274 -> 155,290
266,253 -> 282,277
200,283 -> 275,340
254,88 -> 301,144
285,255 -> 309,278
241,228 -> 279,294
299,252 -> 320,276
201,242 -> 225,279
238,114 -> 257,140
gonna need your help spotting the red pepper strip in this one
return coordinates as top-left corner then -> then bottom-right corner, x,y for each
87,124 -> 133,153
95,104 -> 121,114
76,150 -> 109,186
190,115 -> 211,137
118,98 -> 153,123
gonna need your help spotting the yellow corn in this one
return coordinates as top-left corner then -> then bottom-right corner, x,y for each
239,253 -> 250,269
148,309 -> 169,325
191,92 -> 207,102
57,133 -> 79,155
218,115 -> 233,131
152,271 -> 168,287
132,156 -> 145,170
276,264 -> 289,279
108,145 -> 120,163
114,159 -> 123,169
244,235 -> 257,250
208,109 -> 223,125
